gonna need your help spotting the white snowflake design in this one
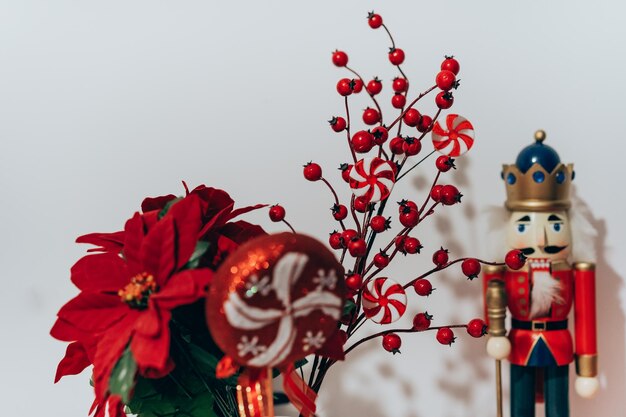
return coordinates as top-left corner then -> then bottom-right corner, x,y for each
237,335 -> 267,358
244,274 -> 272,298
302,330 -> 326,352
313,268 -> 337,291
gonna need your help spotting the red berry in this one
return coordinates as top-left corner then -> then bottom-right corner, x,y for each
440,184 -> 462,205
370,215 -> 389,233
329,116 -> 347,132
268,204 -> 286,222
362,107 -> 381,125
382,333 -> 401,354
339,163 -> 352,183
332,50 -> 348,67
366,78 -> 383,95
461,258 -> 481,280
413,279 -> 433,296
353,196 -> 369,213
441,55 -> 460,75
432,247 -> 449,267
388,48 -> 405,65
341,229 -> 358,243
404,237 -> 422,254
329,231 -> 343,249
402,137 -> 422,156
332,204 -> 348,221
467,318 -> 487,338
336,78 -> 354,96
436,156 -> 456,172
399,207 -> 419,228
367,11 -> 383,29
435,70 -> 457,91
303,162 -> 322,181
371,126 -> 389,145
351,130 -> 374,153
348,238 -> 367,257
435,91 -> 454,109
402,108 -> 421,127
436,327 -> 456,346
389,136 -> 405,155
345,273 -> 363,291
505,249 -> 526,270
398,199 -> 418,213
412,312 -> 433,331
373,252 -> 390,269
352,78 -> 364,93
417,115 -> 433,133
430,184 -> 443,202
392,77 -> 408,93
395,235 -> 407,253
391,93 -> 406,109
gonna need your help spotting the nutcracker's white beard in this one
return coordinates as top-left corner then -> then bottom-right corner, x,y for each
530,268 -> 564,318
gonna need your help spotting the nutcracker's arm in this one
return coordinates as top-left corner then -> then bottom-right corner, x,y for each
483,266 -> 510,360
573,262 -> 598,377
483,265 -> 506,325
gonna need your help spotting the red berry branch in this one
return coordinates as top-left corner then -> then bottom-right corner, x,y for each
268,12 -> 526,398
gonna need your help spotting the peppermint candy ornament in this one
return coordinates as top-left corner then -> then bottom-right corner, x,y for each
431,114 -> 475,157
349,157 -> 396,203
362,277 -> 407,324
206,233 -> 345,368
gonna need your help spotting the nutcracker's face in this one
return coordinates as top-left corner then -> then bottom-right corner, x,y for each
506,210 -> 572,262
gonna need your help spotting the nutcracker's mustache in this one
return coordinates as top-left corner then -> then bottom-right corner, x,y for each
519,246 -> 567,255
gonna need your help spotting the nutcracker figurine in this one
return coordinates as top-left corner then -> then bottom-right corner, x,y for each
483,130 -> 599,417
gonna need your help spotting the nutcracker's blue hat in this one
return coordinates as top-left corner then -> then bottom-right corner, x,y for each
501,130 -> 573,212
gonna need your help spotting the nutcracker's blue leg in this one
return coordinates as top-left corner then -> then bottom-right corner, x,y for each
544,365 -> 569,417
511,364 -> 535,417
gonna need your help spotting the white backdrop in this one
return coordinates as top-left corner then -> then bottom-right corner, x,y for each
1,1 -> 624,416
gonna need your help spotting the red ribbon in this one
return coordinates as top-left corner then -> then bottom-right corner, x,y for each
281,364 -> 317,417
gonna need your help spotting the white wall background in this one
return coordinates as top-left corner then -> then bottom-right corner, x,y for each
1,1 -> 624,416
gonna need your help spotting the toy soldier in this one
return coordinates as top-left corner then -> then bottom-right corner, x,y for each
484,130 -> 598,417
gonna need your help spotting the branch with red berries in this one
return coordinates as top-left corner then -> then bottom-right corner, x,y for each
266,11 -> 525,397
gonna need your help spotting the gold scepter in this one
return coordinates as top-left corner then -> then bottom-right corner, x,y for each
486,279 -> 507,417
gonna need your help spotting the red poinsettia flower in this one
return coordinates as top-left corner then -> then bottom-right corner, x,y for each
52,194 -> 211,403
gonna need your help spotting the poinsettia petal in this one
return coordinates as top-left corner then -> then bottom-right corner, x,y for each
142,210 -> 160,230
123,212 -> 145,276
76,231 -> 125,253
70,253 -> 129,293
151,269 -> 212,310
225,204 -> 268,222
130,309 -> 171,372
192,186 -> 235,236
141,194 -> 177,212
219,220 -> 267,245
54,341 -> 92,382
57,293 -> 127,334
92,313 -> 136,401
139,215 -> 175,285
133,305 -> 162,337
50,317 -> 89,342
138,357 -> 175,379
165,193 -> 202,270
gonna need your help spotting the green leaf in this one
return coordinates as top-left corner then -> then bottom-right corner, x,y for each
343,299 -> 356,316
158,197 -> 183,220
187,342 -> 239,386
185,240 -> 211,269
109,346 -> 137,403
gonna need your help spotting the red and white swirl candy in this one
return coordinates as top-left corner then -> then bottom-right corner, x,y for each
362,277 -> 407,324
431,114 -> 475,157
349,157 -> 396,203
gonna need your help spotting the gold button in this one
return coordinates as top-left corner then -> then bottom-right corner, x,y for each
520,309 -> 528,315
519,299 -> 527,306
518,276 -> 525,283
518,288 -> 525,295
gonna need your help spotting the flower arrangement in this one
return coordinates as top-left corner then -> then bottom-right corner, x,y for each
52,11 -> 525,417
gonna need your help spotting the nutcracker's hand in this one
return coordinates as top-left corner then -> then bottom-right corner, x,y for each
486,336 -> 510,360
575,376 -> 599,398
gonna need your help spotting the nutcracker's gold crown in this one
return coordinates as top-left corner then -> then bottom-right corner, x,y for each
502,130 -> 574,212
